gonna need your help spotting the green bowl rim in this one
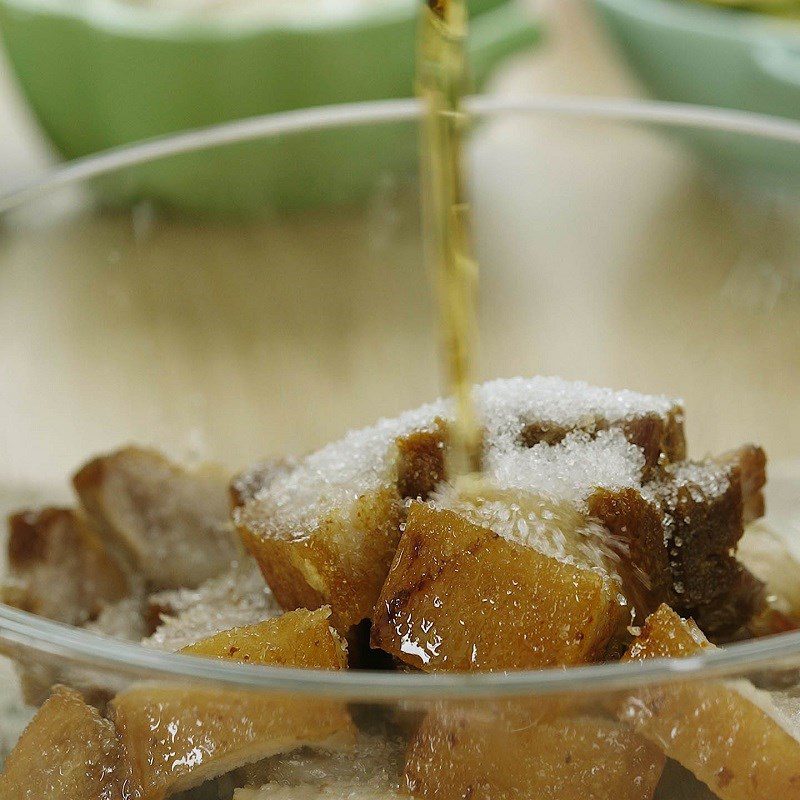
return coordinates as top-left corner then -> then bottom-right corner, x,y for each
594,0 -> 800,43
0,0 -> 421,39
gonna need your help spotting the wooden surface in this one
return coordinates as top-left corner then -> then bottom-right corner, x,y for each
0,0 -> 799,498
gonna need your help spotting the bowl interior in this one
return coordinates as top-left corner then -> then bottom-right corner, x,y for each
2,98 -> 800,698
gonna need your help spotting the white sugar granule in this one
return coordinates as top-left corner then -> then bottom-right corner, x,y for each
654,460 -> 732,508
477,376 -> 675,453
245,398 -> 448,537
484,428 -> 645,502
239,376 -> 678,540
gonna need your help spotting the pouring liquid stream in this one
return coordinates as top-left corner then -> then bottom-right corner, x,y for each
418,0 -> 483,484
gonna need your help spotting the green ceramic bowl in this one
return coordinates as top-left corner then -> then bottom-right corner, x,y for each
593,0 -> 800,185
0,0 -> 539,211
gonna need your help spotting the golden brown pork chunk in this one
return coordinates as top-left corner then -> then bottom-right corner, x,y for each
113,685 -> 353,800
3,506 -> 136,703
5,507 -> 128,626
237,378 -> 687,634
0,686 -> 124,800
112,608 -> 353,799
73,446 -> 241,590
405,706 -> 665,800
240,486 -> 404,633
589,445 -> 768,638
621,604 -> 800,800
180,607 -> 348,669
371,502 -> 626,671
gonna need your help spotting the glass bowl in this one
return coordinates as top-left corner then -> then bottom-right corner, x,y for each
2,96 -> 800,799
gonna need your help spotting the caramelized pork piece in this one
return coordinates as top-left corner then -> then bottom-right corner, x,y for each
621,604 -> 800,800
2,507 -> 133,705
648,447 -> 767,636
237,377 -> 685,632
588,445 -> 768,638
719,445 -> 767,525
180,607 -> 348,669
114,685 -> 353,800
395,421 -> 450,501
73,446 -> 240,590
12,561 -> 280,706
371,501 -> 626,671
0,685 -> 123,799
586,487 -> 672,614
145,558 -> 281,652
5,507 -> 128,626
240,486 -> 404,633
10,593 -> 150,709
11,645 -> 137,711
405,705 -> 665,800
112,608 -> 353,799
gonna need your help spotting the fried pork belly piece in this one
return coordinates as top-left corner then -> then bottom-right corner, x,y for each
404,705 -> 665,800
237,377 -> 684,632
73,446 -> 240,590
588,445 -> 768,638
180,607 -> 348,669
145,558 -> 281,652
113,686 -> 352,800
11,593 -> 151,709
239,485 -> 404,635
620,604 -> 800,800
4,507 -> 128,626
14,600 -> 145,707
371,501 -> 627,671
112,608 -> 353,800
14,561 -> 280,707
0,685 -> 124,800
1,507 -> 134,706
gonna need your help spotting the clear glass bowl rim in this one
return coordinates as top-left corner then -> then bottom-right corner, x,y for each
3,94 -> 800,699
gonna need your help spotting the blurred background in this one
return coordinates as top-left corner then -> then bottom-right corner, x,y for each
1,0 -> 800,487
0,0 -> 718,194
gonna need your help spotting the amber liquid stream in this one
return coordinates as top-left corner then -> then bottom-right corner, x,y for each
418,0 -> 483,480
